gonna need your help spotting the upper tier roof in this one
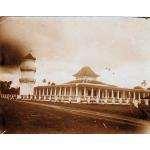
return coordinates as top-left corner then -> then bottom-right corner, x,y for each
65,79 -> 117,87
73,66 -> 99,78
24,53 -> 36,60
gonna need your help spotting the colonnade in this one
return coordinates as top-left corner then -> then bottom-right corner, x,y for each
34,86 -> 150,100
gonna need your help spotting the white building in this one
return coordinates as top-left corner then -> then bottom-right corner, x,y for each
34,66 -> 150,104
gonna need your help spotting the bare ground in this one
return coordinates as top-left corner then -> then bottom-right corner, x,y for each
0,99 -> 149,134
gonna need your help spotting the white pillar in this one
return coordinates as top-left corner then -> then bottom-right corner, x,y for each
42,88 -> 44,95
84,87 -> 86,97
143,93 -> 145,98
98,88 -> 101,98
76,86 -> 78,96
70,87 -> 72,96
47,88 -> 49,95
64,87 -> 67,96
102,91 -> 104,98
91,88 -> 93,97
133,92 -> 135,100
138,92 -> 141,100
59,87 -> 62,96
128,91 -> 131,99
120,91 -> 122,99
75,86 -> 80,102
105,89 -> 107,99
54,87 -> 57,96
123,90 -> 125,99
40,88 -> 42,95
111,89 -> 114,98
38,88 -> 41,95
50,88 -> 52,96
117,90 -> 119,99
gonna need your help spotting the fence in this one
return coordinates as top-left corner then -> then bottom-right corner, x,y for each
0,94 -> 137,105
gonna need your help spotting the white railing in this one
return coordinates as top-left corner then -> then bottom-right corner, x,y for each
1,94 -> 149,106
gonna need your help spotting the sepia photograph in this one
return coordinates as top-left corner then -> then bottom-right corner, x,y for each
1,16 -> 150,134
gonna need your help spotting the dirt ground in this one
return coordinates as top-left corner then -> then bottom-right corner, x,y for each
0,99 -> 148,134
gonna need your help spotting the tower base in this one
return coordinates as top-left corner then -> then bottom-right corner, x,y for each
20,82 -> 35,95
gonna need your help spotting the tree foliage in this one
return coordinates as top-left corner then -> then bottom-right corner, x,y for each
0,81 -> 19,94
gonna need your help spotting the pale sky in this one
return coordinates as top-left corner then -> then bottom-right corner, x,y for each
1,17 -> 150,88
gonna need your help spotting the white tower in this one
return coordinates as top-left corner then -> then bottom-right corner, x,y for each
19,53 -> 36,95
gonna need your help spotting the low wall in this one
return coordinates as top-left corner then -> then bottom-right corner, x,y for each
0,94 -> 136,105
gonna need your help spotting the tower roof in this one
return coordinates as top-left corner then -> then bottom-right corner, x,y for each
24,53 -> 36,60
73,66 -> 99,78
